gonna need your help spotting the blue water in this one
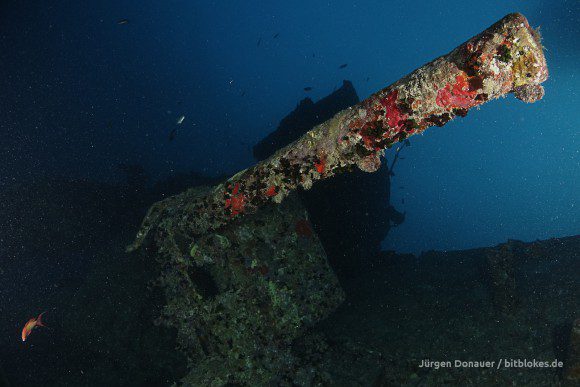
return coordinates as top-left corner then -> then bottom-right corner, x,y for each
2,1 -> 578,253
0,1 -> 578,386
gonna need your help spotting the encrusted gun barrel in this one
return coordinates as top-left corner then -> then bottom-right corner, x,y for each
129,13 -> 547,251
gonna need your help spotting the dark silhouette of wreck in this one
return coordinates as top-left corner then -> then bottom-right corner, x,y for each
253,80 -> 405,280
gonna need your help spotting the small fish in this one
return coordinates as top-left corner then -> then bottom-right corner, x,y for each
117,19 -> 129,25
240,91 -> 246,97
401,198 -> 405,204
339,63 -> 348,69
257,37 -> 262,46
312,53 -> 315,58
169,128 -> 177,141
22,312 -> 46,342
303,87 -> 312,91
404,139 -> 411,146
366,76 -> 370,82
176,115 -> 185,125
399,186 -> 405,189
273,33 -> 280,39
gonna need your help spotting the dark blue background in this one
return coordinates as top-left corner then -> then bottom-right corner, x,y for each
1,0 -> 578,253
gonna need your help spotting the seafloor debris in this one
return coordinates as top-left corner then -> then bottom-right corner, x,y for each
0,363 -> 8,387
565,318 -> 580,381
486,242 -> 519,314
129,13 -> 547,251
148,186 -> 344,384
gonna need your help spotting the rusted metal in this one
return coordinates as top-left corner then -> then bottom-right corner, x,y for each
129,13 -> 547,251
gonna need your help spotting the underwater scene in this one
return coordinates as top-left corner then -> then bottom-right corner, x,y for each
1,1 -> 579,386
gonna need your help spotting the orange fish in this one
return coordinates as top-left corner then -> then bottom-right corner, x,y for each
21,312 -> 46,342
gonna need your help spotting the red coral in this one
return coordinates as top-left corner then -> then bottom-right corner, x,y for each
360,129 -> 377,150
380,90 -> 407,129
225,182 -> 246,217
314,158 -> 325,174
265,185 -> 277,197
295,219 -> 313,238
436,74 -> 479,109
349,90 -> 408,152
